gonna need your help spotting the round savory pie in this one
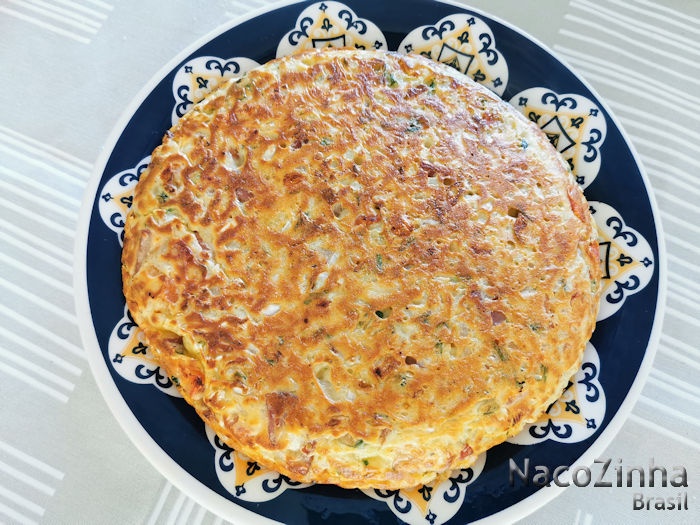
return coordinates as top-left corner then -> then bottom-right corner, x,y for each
122,48 -> 601,489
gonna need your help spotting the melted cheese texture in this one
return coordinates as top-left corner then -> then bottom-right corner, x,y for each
122,49 -> 601,489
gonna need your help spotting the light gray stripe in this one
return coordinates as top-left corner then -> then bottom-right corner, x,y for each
0,325 -> 81,375
0,360 -> 70,403
627,135 -> 700,171
649,368 -> 700,401
637,395 -> 700,428
628,414 -> 700,452
667,252 -> 700,278
0,484 -> 45,516
55,0 -> 112,16
165,491 -> 188,525
0,5 -> 90,43
0,165 -> 82,208
0,304 -> 84,360
629,0 -> 700,26
660,210 -> 700,236
0,179 -> 79,221
655,188 -> 700,216
643,159 -> 698,196
83,0 -> 113,9
0,441 -> 64,480
556,36 -> 700,87
0,227 -> 73,270
146,482 -> 173,525
555,51 -> 699,112
7,0 -> 98,34
0,124 -> 92,171
0,196 -> 76,238
0,345 -> 74,390
0,499 -> 40,525
0,139 -> 89,183
665,305 -> 700,329
563,13 -> 700,69
608,0 -> 700,35
0,276 -> 77,324
0,459 -> 55,495
572,0 -> 700,52
26,0 -> 101,26
668,271 -> 700,298
605,100 -> 700,143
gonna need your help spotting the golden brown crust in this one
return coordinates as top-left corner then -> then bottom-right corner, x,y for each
122,48 -> 601,489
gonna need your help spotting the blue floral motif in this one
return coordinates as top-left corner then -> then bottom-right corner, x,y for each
443,469 -> 474,503
338,9 -> 367,33
421,20 -> 455,40
98,156 -> 150,246
399,13 -> 509,96
362,455 -> 486,524
373,489 -> 412,514
205,58 -> 241,76
204,426 -> 312,503
277,2 -> 386,56
579,363 -> 600,402
508,343 -> 606,445
509,88 -> 607,189
288,16 -> 314,44
528,418 -> 574,440
170,55 -> 260,124
591,202 -> 655,320
107,305 -> 182,397
133,364 -> 173,389
213,435 -> 235,472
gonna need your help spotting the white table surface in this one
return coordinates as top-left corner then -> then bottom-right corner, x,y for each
1,0 -> 698,523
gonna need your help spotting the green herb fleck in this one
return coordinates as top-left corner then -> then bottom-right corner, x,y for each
170,376 -> 180,387
385,71 -> 398,87
537,364 -> 548,382
354,439 -> 364,448
320,137 -> 332,147
494,343 -> 508,362
375,253 -> 384,272
435,340 -> 444,353
362,459 -> 369,466
520,138 -> 529,149
481,399 -> 499,415
529,323 -> 542,332
157,191 -> 169,203
406,118 -> 421,133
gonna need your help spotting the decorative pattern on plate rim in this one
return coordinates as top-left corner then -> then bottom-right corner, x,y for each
509,88 -> 607,189
508,342 -> 605,445
590,201 -> 655,321
108,305 -> 181,397
361,453 -> 486,525
398,13 -> 508,96
171,56 -> 260,125
206,425 -> 313,502
98,155 -> 149,246
276,1 -> 387,57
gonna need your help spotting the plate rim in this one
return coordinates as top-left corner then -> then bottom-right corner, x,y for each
73,0 -> 667,523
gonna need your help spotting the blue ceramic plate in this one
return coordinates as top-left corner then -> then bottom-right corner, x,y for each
75,1 -> 665,523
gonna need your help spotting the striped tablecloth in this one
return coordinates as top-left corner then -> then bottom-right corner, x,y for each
1,0 -> 697,523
